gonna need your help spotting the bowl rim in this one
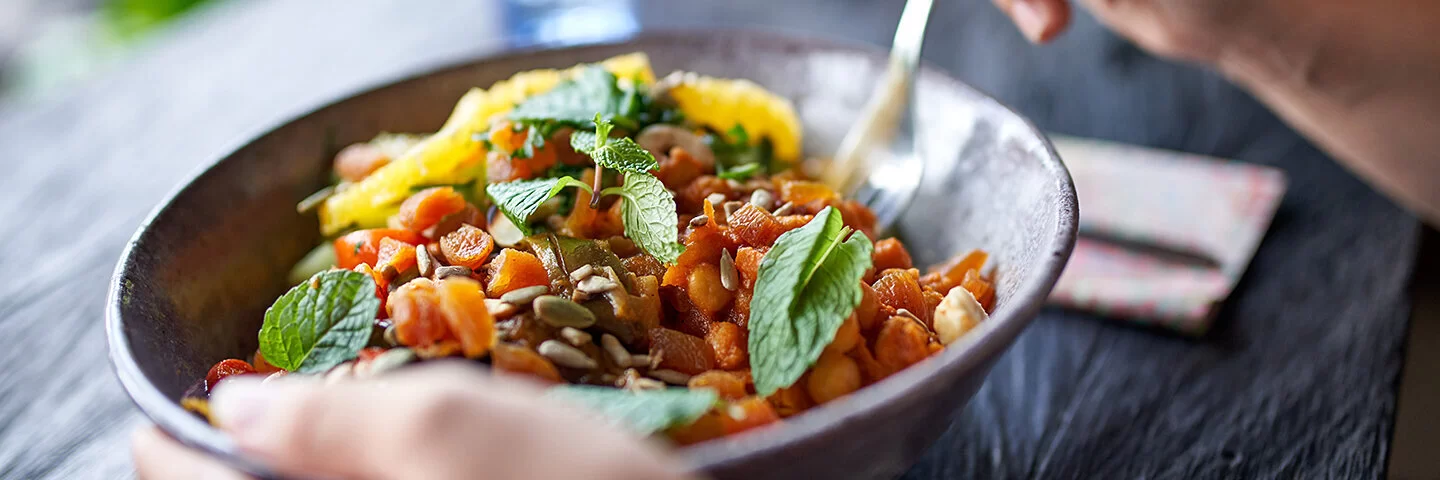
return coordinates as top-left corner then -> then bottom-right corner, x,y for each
106,27 -> 1077,477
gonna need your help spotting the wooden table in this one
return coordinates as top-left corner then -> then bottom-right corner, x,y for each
0,1 -> 1420,478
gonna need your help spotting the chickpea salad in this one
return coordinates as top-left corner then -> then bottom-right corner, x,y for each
183,53 -> 996,443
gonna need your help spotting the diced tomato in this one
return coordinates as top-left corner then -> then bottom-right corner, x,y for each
205,359 -> 255,391
334,229 -> 426,269
252,349 -> 283,374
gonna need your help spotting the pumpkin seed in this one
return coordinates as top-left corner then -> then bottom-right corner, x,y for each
434,265 -> 471,280
723,201 -> 744,219
296,185 -> 335,214
534,295 -> 597,328
538,340 -> 597,369
380,264 -> 399,282
649,369 -> 692,385
500,285 -> 549,305
772,201 -> 795,216
629,354 -> 652,368
560,327 -> 593,346
568,264 -> 595,282
896,308 -> 920,321
719,249 -> 738,291
367,348 -> 417,375
689,215 -> 710,227
416,246 -> 435,277
484,298 -> 519,319
705,193 -> 727,207
601,334 -> 630,367
749,189 -> 775,211
383,324 -> 400,346
576,276 -> 619,295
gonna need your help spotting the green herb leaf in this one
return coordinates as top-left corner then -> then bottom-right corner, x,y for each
716,163 -> 762,181
709,124 -> 773,177
508,67 -> 641,130
602,173 -> 684,264
545,385 -> 717,435
571,114 -> 659,173
485,177 -> 593,235
748,207 -> 874,396
259,270 -> 381,373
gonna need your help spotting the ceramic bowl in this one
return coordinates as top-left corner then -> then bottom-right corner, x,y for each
107,30 -> 1076,480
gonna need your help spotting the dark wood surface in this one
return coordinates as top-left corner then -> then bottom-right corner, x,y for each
0,1 -> 1420,478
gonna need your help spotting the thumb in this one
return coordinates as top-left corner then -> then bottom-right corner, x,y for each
210,362 -> 690,480
992,0 -> 1073,43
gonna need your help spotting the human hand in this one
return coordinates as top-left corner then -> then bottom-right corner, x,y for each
132,363 -> 694,480
991,0 -> 1282,64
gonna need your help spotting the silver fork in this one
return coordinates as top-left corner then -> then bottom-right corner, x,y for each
824,0 -> 933,234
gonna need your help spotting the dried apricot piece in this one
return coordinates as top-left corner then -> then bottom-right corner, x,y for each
720,396 -> 781,434
706,321 -> 748,370
874,315 -> 934,374
649,327 -> 717,375
388,278 -> 449,349
439,224 -> 495,270
483,249 -> 549,297
334,143 -> 391,182
396,187 -> 467,233
436,277 -> 495,358
689,370 -> 750,400
376,237 -> 417,274
872,268 -> 930,326
872,238 -> 914,272
492,343 -> 562,383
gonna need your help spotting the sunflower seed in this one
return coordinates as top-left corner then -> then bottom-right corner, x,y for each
367,348 -> 417,376
538,340 -> 597,369
600,334 -> 630,367
749,189 -> 775,211
720,249 -> 738,291
380,264 -> 399,282
296,186 -> 335,214
500,285 -> 549,305
484,298 -> 519,319
772,201 -> 795,216
723,201 -> 745,219
705,193 -> 727,206
576,275 -> 619,295
689,215 -> 710,227
619,368 -> 664,391
629,354 -> 652,368
534,295 -> 597,328
568,264 -> 595,282
434,265 -> 471,280
560,327 -> 593,346
649,369 -> 692,385
383,324 -> 399,346
896,308 -> 920,321
416,247 -> 435,277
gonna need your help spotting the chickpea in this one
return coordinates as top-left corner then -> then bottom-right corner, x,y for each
687,263 -> 733,314
806,351 -> 862,404
824,313 -> 860,356
856,282 -> 881,333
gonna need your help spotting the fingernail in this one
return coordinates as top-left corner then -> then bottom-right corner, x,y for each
209,377 -> 271,438
1011,0 -> 1049,43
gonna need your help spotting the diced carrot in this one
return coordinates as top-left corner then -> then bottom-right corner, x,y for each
726,204 -> 784,247
376,237 -> 418,274
872,268 -> 930,327
354,263 -> 389,314
874,315 -> 933,374
921,249 -> 989,293
439,224 -> 495,270
396,187 -> 467,233
388,278 -> 449,349
436,277 -> 495,358
727,287 -> 752,330
656,146 -> 709,190
689,370 -> 751,400
492,343 -> 562,383
706,322 -> 748,370
778,180 -> 838,206
774,214 -> 815,232
677,176 -> 735,213
649,327 -> 716,375
961,268 -> 996,312
836,199 -> 878,239
333,143 -> 390,182
872,238 -> 914,272
733,247 -> 765,289
483,249 -> 549,297
333,229 -> 426,269
562,169 -> 599,238
663,224 -> 728,287
720,396 -> 780,434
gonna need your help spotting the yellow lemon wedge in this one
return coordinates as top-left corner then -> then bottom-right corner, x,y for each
662,72 -> 803,163
318,53 -> 656,235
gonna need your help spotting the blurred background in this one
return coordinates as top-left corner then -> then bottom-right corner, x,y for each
2,0 -> 1436,478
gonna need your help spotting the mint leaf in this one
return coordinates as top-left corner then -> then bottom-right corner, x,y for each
545,386 -> 717,435
716,163 -> 761,181
709,124 -> 773,176
509,67 -> 641,130
748,207 -> 874,396
485,177 -> 593,235
571,114 -> 659,173
259,270 -> 380,373
602,173 -> 684,264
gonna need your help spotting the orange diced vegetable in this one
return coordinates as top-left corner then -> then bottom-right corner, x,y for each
689,370 -> 750,400
483,249 -> 549,296
706,321 -> 748,370
778,180 -> 838,206
961,268 -> 996,312
397,187 -> 467,233
872,238 -> 913,271
251,349 -> 282,374
439,224 -> 495,270
874,315 -> 933,375
855,281 -> 882,333
376,237 -> 418,274
921,249 -> 988,293
333,143 -> 391,182
727,204 -> 784,247
333,229 -> 426,269
720,396 -> 780,434
733,247 -> 765,288
649,327 -> 716,375
766,381 -> 814,417
663,223 -> 728,287
436,277 -> 495,358
872,268 -> 930,327
656,147 -> 709,190
388,278 -> 449,349
492,343 -> 563,383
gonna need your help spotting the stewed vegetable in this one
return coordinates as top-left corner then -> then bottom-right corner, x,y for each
184,53 -> 996,444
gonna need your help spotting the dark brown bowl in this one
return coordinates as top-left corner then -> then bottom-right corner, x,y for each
107,30 -> 1076,480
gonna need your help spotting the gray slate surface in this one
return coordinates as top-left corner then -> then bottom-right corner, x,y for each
0,1 -> 1418,478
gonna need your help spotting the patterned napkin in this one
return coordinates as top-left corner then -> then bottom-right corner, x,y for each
1047,136 -> 1287,335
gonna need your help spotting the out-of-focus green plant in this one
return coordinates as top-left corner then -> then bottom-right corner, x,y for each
102,0 -> 219,41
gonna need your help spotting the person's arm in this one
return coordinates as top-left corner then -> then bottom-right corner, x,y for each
995,0 -> 1440,224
